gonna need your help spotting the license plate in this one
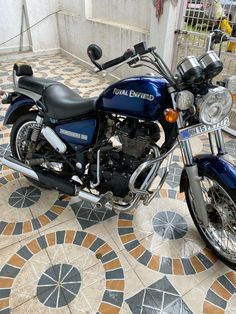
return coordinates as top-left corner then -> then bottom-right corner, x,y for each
179,117 -> 230,141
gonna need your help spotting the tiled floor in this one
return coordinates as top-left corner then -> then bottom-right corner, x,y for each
0,53 -> 236,313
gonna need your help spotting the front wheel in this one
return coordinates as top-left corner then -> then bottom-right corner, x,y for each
185,173 -> 236,269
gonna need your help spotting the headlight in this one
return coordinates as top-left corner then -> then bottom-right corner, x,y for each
176,90 -> 194,110
197,86 -> 233,125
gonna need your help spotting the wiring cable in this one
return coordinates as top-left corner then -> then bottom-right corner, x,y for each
0,10 -> 61,47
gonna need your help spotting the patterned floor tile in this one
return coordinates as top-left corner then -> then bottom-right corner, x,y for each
126,276 -> 192,314
71,200 -> 116,229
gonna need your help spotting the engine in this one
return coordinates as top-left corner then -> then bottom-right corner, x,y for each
89,118 -> 160,198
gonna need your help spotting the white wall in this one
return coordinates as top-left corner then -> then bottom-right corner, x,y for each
24,0 -> 60,53
0,0 -> 30,54
0,0 -> 60,55
58,0 -> 181,78
0,0 -> 181,78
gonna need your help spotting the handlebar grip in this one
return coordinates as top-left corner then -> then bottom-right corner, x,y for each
101,50 -> 134,70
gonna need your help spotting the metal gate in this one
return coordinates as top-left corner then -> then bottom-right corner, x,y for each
173,0 -> 236,133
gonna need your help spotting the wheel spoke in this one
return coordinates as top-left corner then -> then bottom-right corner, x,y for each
187,175 -> 236,264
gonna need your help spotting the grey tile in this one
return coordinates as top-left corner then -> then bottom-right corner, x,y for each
32,218 -> 41,230
0,289 -> 10,298
89,238 -> 105,252
206,289 -> 227,309
12,222 -> 23,235
103,290 -> 123,307
100,251 -> 117,263
124,240 -> 140,251
137,250 -> 152,266
38,236 -> 47,249
0,309 -> 10,314
17,246 -> 33,260
149,277 -> 179,295
44,210 -> 58,221
196,253 -> 213,269
118,227 -> 134,235
105,268 -> 124,280
181,258 -> 195,275
73,231 -> 86,245
126,290 -> 144,314
163,294 -> 181,313
218,275 -> 236,294
119,213 -> 133,220
56,231 -> 65,244
0,222 -> 7,234
0,264 -> 20,278
141,307 -> 160,314
144,289 -> 162,309
160,257 -> 172,274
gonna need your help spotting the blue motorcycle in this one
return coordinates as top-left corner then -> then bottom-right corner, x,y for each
2,33 -> 236,268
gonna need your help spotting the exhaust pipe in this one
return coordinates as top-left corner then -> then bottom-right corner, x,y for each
2,156 -> 113,209
2,156 -> 77,196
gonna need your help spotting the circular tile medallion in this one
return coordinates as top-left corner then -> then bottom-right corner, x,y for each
118,189 -> 218,275
0,230 -> 124,313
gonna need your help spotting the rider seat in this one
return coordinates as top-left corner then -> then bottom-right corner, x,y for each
18,76 -> 97,120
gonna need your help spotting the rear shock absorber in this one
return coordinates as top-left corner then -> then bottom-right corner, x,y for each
26,115 -> 44,160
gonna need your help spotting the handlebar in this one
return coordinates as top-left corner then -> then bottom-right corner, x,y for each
89,42 -> 156,72
101,49 -> 134,70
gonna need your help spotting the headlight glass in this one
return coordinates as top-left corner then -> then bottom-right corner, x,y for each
197,86 -> 233,125
176,91 -> 194,111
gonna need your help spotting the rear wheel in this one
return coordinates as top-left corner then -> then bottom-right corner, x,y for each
10,111 -> 51,189
185,173 -> 236,269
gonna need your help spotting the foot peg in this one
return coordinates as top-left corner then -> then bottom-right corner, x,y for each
96,191 -> 113,210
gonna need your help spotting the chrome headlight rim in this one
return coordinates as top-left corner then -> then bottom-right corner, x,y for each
198,86 -> 233,126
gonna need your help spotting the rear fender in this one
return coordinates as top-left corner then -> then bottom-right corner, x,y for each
4,95 -> 36,125
180,154 -> 236,193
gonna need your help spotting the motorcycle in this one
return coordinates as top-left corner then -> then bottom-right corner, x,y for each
1,30 -> 236,269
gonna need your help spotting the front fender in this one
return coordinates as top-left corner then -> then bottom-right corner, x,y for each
4,95 -> 36,125
180,154 -> 236,193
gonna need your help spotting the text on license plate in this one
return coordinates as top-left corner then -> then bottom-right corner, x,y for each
179,117 -> 230,141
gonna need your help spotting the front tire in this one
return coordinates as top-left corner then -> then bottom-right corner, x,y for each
10,111 -> 50,189
185,173 -> 236,270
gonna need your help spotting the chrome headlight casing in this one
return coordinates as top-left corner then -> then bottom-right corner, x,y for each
197,86 -> 233,125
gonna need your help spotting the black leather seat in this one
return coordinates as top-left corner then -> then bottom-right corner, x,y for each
18,76 -> 97,120
18,76 -> 58,94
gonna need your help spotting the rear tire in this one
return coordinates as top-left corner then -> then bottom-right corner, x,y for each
185,173 -> 236,270
10,111 -> 51,189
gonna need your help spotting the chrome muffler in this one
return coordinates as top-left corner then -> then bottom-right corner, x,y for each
2,156 -> 77,196
2,156 -> 113,209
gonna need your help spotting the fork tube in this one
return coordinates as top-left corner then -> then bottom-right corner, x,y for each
214,129 -> 226,155
208,132 -> 216,155
181,139 -> 209,227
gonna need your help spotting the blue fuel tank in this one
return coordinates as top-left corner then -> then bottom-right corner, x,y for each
96,76 -> 172,121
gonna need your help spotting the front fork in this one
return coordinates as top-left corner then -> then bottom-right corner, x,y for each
171,87 -> 227,228
180,127 -> 227,228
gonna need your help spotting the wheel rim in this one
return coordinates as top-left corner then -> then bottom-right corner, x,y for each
188,176 -> 236,263
15,121 -> 35,160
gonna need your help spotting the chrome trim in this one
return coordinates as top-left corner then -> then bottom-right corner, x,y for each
2,156 -> 38,180
129,143 -> 178,196
177,56 -> 200,74
41,126 -> 67,154
90,149 -> 101,188
199,50 -> 221,69
13,87 -> 41,102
